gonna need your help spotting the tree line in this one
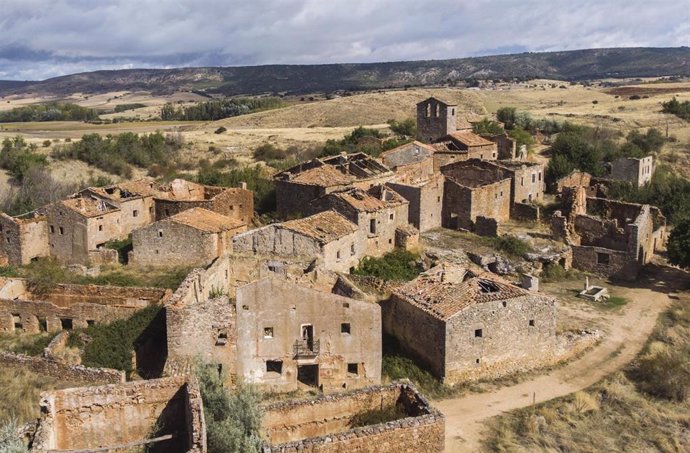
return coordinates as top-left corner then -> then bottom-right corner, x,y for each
160,97 -> 283,121
0,102 -> 98,122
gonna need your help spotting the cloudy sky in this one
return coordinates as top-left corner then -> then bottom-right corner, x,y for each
0,0 -> 688,80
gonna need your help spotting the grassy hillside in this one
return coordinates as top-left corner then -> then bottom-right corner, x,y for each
2,47 -> 689,97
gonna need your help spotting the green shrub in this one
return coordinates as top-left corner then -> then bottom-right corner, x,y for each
80,305 -> 161,373
632,348 -> 690,402
352,250 -> 422,282
113,103 -> 146,113
10,333 -> 53,357
196,165 -> 274,214
488,236 -> 531,257
349,405 -> 408,428
472,118 -> 504,135
105,235 -> 132,264
0,136 -> 48,181
0,418 -> 28,453
662,97 -> 690,121
0,102 -> 98,122
214,126 -> 227,134
197,363 -> 262,453
161,97 -> 283,121
253,143 -> 287,161
540,263 -> 583,282
387,118 -> 416,137
0,266 -> 19,277
25,257 -> 69,295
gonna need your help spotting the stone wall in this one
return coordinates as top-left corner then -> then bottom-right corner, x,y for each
387,175 -> 444,232
512,202 -> 540,222
484,133 -> 517,160
32,376 -> 206,453
610,156 -> 654,187
155,187 -> 253,224
236,278 -> 381,393
0,213 -> 50,266
571,245 -> 640,280
0,279 -> 169,333
262,383 -> 444,453
275,181 -> 332,217
474,216 -> 499,237
444,294 -> 557,384
130,219 -> 240,267
554,170 -> 591,193
0,351 -> 124,385
442,178 -> 511,230
510,164 -> 545,204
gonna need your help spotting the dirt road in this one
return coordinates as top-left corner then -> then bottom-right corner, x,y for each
436,280 -> 674,452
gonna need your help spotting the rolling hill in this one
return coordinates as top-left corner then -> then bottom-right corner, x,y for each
1,47 -> 689,97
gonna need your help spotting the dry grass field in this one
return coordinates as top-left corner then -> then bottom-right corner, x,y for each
1,78 -> 689,193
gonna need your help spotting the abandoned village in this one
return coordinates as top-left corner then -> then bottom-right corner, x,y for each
0,96 -> 671,453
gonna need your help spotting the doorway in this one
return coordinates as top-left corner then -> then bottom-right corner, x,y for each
297,364 -> 319,387
301,324 -> 314,350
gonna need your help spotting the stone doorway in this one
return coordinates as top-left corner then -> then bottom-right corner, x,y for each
297,364 -> 319,387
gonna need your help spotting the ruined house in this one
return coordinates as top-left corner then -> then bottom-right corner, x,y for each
0,278 -> 170,333
274,153 -> 394,216
481,133 -> 518,160
551,187 -> 667,280
440,160 -> 511,232
153,178 -> 253,224
431,131 -> 498,170
380,140 -> 436,183
42,195 -> 124,265
310,185 -> 412,257
232,211 -> 363,273
0,212 -> 49,266
130,207 -> 247,267
553,170 -> 592,194
382,264 -> 557,384
81,179 -> 158,231
236,277 -> 381,393
31,376 -> 206,453
261,383 -> 444,453
610,155 -> 654,187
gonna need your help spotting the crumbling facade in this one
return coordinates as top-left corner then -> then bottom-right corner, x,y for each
31,376 -> 206,453
311,185 -> 411,257
0,278 -> 170,333
553,170 -> 592,194
482,133 -> 518,160
262,383 -> 444,452
551,187 -> 666,280
387,174 -> 444,232
441,161 -> 511,231
232,211 -> 364,273
380,141 -> 436,182
432,131 -> 498,170
610,155 -> 654,187
382,264 -> 557,384
0,212 -> 49,266
154,178 -> 253,224
130,207 -> 246,267
236,278 -> 381,393
274,153 -> 394,216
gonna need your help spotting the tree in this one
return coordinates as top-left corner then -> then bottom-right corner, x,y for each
667,219 -> 690,268
472,118 -> 504,135
387,118 -> 416,137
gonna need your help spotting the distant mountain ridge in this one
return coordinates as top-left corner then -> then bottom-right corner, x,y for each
1,47 -> 689,97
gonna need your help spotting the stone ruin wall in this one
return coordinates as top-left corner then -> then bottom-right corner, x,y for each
32,376 -> 205,453
554,171 -> 591,193
155,188 -> 253,224
0,280 -> 169,333
0,351 -> 124,386
262,384 -> 444,453
0,214 -> 50,266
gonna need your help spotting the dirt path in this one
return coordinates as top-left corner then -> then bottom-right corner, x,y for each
436,283 -> 673,452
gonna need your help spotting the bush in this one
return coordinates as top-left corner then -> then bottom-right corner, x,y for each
662,97 -> 690,121
197,363 -> 262,453
80,305 -> 161,373
667,218 -> 690,268
113,103 -> 146,113
540,263 -> 583,282
253,143 -> 287,161
0,136 -> 48,181
25,257 -> 69,295
196,165 -> 274,214
105,235 -> 133,264
0,418 -> 28,453
472,118 -> 504,135
488,236 -> 532,257
10,333 -> 53,356
633,348 -> 690,401
0,102 -> 98,122
214,126 -> 227,134
352,250 -> 423,281
387,118 -> 416,137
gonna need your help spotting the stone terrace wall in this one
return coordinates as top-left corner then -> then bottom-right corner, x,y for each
0,351 -> 124,385
262,384 -> 444,453
32,376 -> 205,453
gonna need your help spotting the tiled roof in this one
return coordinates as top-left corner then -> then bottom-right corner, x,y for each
169,208 -> 245,233
290,165 -> 355,187
281,211 -> 357,244
392,264 -> 529,321
332,186 -> 406,212
448,131 -> 495,147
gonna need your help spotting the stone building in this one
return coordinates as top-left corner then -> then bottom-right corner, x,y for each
311,185 -> 411,257
130,207 -> 247,267
440,161 -> 511,231
236,277 -> 381,393
490,160 -> 545,205
416,97 -> 458,143
610,155 -> 654,187
232,211 -> 364,273
42,195 -> 124,265
31,376 -> 206,453
551,187 -> 667,280
382,264 -> 557,384
380,140 -> 436,183
432,131 -> 498,170
0,278 -> 170,333
274,153 -> 394,216
387,174 -> 444,233
481,133 -> 518,160
261,383 -> 444,453
0,212 -> 49,266
153,178 -> 253,224
553,170 -> 592,194
81,180 -> 158,231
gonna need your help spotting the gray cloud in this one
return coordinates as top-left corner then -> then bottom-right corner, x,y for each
0,0 -> 688,80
